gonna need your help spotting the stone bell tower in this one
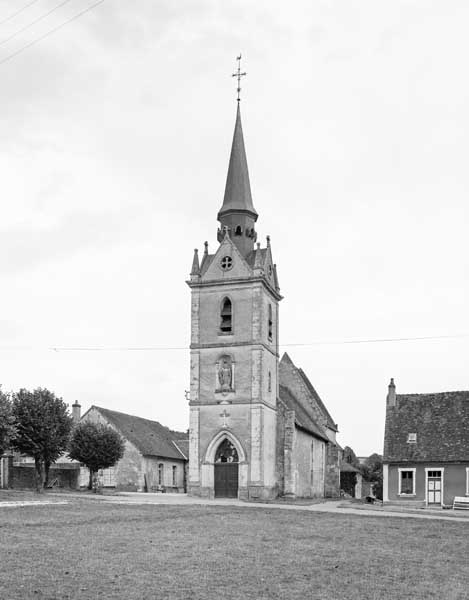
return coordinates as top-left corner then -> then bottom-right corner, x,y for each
187,96 -> 282,500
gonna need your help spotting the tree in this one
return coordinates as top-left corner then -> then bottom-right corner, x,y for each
68,422 -> 124,491
12,388 -> 73,492
342,446 -> 360,469
0,387 -> 16,456
363,453 -> 383,500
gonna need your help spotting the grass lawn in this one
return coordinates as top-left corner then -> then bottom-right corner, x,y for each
1,498 -> 468,600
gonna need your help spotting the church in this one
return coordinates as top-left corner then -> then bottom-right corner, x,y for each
187,99 -> 341,500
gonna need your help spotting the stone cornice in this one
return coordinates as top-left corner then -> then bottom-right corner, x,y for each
186,276 -> 283,302
190,340 -> 279,358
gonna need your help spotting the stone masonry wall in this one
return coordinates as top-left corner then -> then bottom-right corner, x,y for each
325,443 -> 340,497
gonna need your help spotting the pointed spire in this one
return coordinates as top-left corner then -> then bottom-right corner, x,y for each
190,248 -> 200,277
218,104 -> 258,220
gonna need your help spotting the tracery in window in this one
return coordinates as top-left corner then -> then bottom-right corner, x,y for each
215,439 -> 239,463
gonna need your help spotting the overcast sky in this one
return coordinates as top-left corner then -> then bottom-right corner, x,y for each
1,0 -> 468,455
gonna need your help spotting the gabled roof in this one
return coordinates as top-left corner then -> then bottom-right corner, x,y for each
279,385 -> 329,442
297,368 -> 337,432
279,353 -> 338,434
340,462 -> 362,474
88,406 -> 188,461
384,391 -> 469,463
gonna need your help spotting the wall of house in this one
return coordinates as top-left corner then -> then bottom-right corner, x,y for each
143,457 -> 186,492
81,408 -> 145,491
386,463 -> 469,506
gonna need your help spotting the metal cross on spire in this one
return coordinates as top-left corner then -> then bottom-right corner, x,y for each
232,54 -> 246,102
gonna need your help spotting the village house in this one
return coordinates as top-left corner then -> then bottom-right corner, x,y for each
79,405 -> 188,492
383,378 -> 469,507
187,101 -> 341,500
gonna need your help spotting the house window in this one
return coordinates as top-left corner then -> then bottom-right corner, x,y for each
100,467 -> 115,487
158,463 -> 164,486
398,468 -> 416,495
268,371 -> 272,392
220,297 -> 232,333
407,433 -> 417,443
172,466 -> 177,486
268,304 -> 273,341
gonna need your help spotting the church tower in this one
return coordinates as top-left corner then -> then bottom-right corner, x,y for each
187,96 -> 282,500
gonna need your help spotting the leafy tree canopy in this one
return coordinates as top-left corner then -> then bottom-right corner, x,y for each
69,422 -> 124,475
0,386 -> 16,456
342,446 -> 360,468
12,388 -> 73,490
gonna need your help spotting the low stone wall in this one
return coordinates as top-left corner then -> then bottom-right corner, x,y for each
8,463 -> 79,489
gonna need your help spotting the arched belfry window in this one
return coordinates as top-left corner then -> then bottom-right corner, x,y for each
215,439 -> 239,463
268,304 -> 273,341
234,225 -> 243,236
220,297 -> 232,333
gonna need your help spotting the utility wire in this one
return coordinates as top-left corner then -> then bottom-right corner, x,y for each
0,0 -> 104,66
0,0 -> 76,47
0,0 -> 42,26
0,333 -> 468,352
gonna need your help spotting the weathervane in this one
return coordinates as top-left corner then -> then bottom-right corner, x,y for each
232,54 -> 246,102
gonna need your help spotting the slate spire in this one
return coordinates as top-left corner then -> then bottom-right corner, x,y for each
217,104 -> 258,256
218,104 -> 258,220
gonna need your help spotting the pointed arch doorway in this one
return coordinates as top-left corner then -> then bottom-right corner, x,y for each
214,438 -> 239,498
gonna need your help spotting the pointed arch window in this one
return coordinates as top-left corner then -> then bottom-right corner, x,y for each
234,225 -> 243,236
268,304 -> 273,341
220,297 -> 232,334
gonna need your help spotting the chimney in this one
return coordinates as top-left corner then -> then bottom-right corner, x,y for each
386,378 -> 396,407
72,401 -> 81,423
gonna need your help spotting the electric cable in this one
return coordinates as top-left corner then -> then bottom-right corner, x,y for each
0,0 -> 104,66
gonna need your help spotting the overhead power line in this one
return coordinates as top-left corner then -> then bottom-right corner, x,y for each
0,0 -> 42,26
0,0 -> 104,66
0,333 -> 468,353
0,0 -> 76,47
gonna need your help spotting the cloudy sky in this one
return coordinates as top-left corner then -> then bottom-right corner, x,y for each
1,0 -> 468,455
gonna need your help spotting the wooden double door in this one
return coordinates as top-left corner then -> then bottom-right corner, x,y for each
214,463 -> 238,498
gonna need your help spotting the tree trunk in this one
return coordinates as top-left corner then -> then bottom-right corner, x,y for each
44,460 -> 51,488
34,458 -> 45,493
88,469 -> 93,491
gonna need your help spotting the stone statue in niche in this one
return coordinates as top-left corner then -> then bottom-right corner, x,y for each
218,356 -> 232,391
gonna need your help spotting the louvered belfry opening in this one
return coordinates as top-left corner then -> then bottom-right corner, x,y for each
268,304 -> 273,340
220,297 -> 232,333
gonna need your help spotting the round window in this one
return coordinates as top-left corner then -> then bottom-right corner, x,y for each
220,256 -> 233,270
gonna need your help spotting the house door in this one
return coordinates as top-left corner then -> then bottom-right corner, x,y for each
214,438 -> 239,498
427,470 -> 442,505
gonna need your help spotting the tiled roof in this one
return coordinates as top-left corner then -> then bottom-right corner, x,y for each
297,368 -> 338,432
279,385 -> 329,441
340,462 -> 362,473
91,407 -> 188,461
383,391 -> 469,463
